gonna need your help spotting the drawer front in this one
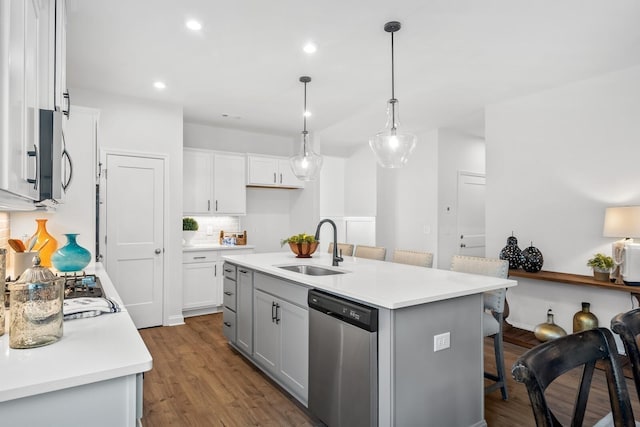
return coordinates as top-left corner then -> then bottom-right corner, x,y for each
182,250 -> 218,263
223,262 -> 237,280
222,307 -> 236,343
254,272 -> 309,308
223,276 -> 237,310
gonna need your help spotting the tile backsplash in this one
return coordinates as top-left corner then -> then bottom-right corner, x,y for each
185,216 -> 241,245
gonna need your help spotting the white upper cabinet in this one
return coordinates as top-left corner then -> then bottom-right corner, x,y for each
183,148 -> 246,215
37,0 -> 67,113
246,154 -> 304,189
0,0 -> 42,201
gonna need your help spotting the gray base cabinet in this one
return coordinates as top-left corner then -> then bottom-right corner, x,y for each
221,265 -> 309,406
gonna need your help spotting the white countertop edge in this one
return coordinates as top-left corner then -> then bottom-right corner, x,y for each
0,263 -> 153,403
222,252 -> 517,309
183,244 -> 255,252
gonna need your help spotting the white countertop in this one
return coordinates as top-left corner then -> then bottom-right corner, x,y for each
222,252 -> 517,309
183,244 -> 255,252
0,263 -> 153,403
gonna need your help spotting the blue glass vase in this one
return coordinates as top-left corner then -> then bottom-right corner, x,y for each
51,234 -> 92,272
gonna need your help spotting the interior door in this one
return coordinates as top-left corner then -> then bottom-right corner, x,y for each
457,172 -> 486,257
104,152 -> 164,328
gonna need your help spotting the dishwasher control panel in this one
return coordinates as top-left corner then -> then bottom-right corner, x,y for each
308,289 -> 378,332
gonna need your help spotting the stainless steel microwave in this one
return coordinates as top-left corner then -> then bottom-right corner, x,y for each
39,108 -> 71,202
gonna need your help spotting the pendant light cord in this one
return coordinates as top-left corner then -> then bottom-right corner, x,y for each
390,30 -> 397,131
303,80 -> 308,153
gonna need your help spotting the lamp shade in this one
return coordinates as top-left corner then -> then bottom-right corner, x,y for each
603,206 -> 640,238
290,132 -> 323,181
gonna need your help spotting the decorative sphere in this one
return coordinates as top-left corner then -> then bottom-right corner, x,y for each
522,244 -> 544,272
499,234 -> 525,269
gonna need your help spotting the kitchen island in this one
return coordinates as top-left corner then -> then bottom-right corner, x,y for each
222,252 -> 517,427
0,263 -> 152,427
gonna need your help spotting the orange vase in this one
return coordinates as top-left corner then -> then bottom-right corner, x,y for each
30,219 -> 58,267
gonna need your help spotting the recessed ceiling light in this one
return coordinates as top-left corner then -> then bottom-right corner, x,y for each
153,81 -> 166,90
186,19 -> 202,31
304,111 -> 312,118
303,42 -> 317,54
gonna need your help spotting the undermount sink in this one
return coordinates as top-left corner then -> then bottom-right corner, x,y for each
277,264 -> 345,276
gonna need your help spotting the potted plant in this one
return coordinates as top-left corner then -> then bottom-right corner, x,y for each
183,217 -> 199,246
281,233 -> 318,258
587,253 -> 614,282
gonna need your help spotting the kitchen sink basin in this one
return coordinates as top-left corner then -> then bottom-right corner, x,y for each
277,264 -> 345,276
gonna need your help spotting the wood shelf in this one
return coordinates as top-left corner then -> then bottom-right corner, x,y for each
508,269 -> 638,294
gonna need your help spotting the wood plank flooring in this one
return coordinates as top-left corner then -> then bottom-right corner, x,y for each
139,313 -> 640,426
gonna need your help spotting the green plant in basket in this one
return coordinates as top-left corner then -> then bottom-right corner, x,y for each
183,217 -> 199,231
586,253 -> 614,271
280,233 -> 317,247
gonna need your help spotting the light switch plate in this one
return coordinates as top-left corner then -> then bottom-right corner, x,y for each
434,332 -> 450,352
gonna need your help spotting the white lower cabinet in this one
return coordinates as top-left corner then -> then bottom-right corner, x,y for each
182,250 -> 223,317
253,274 -> 308,404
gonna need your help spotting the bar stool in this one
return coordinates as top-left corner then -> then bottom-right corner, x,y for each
392,249 -> 433,267
353,245 -> 386,261
327,242 -> 354,257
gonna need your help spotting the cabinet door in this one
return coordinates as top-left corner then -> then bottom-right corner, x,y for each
182,261 -> 217,310
278,299 -> 309,401
213,153 -> 246,214
1,0 -> 39,200
247,156 -> 277,186
183,149 -> 212,214
236,267 -> 253,355
253,289 -> 279,373
54,0 -> 67,114
277,159 -> 303,188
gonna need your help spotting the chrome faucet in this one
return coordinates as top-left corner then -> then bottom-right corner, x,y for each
314,219 -> 343,267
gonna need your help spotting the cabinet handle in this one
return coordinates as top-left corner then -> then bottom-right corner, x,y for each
280,173 -> 283,184
275,303 -> 281,324
215,200 -> 218,211
193,256 -> 206,260
273,172 -> 276,183
223,322 -> 232,327
239,269 -> 248,274
271,301 -> 276,323
208,200 -> 211,211
63,90 -> 71,118
224,291 -> 233,296
224,268 -> 233,273
27,144 -> 38,189
215,264 -> 217,276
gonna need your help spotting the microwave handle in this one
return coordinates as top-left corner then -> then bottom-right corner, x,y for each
27,144 -> 38,190
61,148 -> 73,191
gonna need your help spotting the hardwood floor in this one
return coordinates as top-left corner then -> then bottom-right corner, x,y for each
139,313 -> 640,426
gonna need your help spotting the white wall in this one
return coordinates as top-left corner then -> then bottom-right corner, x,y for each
377,130 -> 439,261
344,146 -> 377,217
437,129 -> 486,268
184,122 -> 295,156
71,88 -> 185,327
486,65 -> 640,338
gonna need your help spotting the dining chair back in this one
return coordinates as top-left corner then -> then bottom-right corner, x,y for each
451,255 -> 509,400
327,242 -> 354,257
353,245 -> 386,261
512,327 -> 636,427
392,249 -> 433,267
611,308 -> 640,401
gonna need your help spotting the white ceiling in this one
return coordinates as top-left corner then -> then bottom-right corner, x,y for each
66,0 -> 640,155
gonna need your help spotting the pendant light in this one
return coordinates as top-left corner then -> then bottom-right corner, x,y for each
369,21 -> 416,168
290,76 -> 323,181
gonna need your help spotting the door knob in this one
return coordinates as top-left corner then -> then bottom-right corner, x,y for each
155,248 -> 162,254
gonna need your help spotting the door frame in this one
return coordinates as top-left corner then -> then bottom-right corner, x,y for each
99,147 -> 170,325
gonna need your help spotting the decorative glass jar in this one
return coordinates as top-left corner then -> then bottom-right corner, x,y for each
572,302 -> 598,333
8,256 -> 64,349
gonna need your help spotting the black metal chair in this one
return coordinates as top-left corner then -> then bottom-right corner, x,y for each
512,327 -> 635,427
611,308 -> 640,401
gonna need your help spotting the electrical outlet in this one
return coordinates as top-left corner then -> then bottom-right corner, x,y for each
433,332 -> 450,352
206,226 -> 214,236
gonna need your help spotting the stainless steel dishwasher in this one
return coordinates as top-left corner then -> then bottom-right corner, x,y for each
308,289 -> 378,427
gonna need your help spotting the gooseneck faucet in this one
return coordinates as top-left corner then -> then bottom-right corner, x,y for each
314,219 -> 343,267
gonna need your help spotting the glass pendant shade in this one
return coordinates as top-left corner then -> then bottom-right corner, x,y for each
290,76 -> 322,181
369,99 -> 416,168
290,131 -> 323,181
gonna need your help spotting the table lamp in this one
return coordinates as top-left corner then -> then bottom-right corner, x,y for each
603,206 -> 640,284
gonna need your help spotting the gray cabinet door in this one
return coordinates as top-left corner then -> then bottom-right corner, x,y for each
253,289 -> 279,373
236,268 -> 253,355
